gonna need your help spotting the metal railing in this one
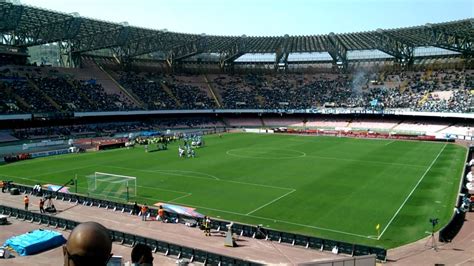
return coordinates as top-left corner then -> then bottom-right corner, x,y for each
7,183 -> 387,260
0,205 -> 258,266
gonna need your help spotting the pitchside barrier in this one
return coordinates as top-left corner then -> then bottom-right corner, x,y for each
439,146 -> 474,242
0,205 -> 257,266
8,183 -> 387,261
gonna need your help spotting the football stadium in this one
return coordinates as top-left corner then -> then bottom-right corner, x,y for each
0,0 -> 473,265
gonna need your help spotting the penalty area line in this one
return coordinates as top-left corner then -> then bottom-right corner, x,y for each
377,143 -> 447,240
246,189 -> 296,215
172,202 -> 371,239
169,193 -> 192,202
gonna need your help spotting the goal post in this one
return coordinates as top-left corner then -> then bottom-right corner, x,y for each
86,172 -> 137,202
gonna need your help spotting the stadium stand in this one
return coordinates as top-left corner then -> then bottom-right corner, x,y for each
1,68 -> 471,114
0,66 -> 134,113
0,3 -> 472,265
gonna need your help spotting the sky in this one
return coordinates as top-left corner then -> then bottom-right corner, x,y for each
20,0 -> 473,36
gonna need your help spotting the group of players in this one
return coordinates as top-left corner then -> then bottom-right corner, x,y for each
133,133 -> 204,158
178,145 -> 196,158
178,135 -> 204,158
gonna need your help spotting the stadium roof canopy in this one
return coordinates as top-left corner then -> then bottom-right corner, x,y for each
0,1 -> 472,68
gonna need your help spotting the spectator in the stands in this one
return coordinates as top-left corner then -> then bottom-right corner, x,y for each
63,222 -> 112,266
130,243 -> 154,265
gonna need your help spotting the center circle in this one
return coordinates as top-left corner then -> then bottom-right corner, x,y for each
226,147 -> 306,159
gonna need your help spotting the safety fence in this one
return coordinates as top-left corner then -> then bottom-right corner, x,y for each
7,183 -> 387,260
0,205 -> 258,266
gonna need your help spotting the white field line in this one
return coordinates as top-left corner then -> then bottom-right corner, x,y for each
2,172 -> 370,239
1,174 -> 45,184
134,185 -> 189,195
169,193 -> 192,202
164,201 -> 372,239
106,166 -> 220,181
384,140 -> 396,146
377,143 -> 447,240
223,179 -> 294,191
1,173 -> 190,196
34,164 -> 98,177
105,165 -> 294,191
246,189 -> 296,215
226,148 -> 307,160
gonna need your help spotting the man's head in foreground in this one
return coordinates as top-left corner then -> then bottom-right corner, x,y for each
131,243 -> 154,265
63,222 -> 112,266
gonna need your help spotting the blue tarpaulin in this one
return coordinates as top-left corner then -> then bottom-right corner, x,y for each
3,229 -> 66,256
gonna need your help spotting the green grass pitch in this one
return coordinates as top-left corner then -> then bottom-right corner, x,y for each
0,133 -> 466,248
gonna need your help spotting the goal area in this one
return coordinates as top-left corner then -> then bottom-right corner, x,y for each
86,172 -> 137,202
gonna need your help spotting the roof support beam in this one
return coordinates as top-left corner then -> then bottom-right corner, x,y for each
374,30 -> 414,65
326,33 -> 348,69
218,37 -> 247,70
424,24 -> 472,56
274,34 -> 290,71
71,25 -> 128,53
165,36 -> 208,68
59,41 -> 81,68
0,4 -> 82,47
0,3 -> 23,32
22,17 -> 83,47
123,32 -> 193,59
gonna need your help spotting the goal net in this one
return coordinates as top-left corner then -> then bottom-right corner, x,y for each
86,172 -> 137,202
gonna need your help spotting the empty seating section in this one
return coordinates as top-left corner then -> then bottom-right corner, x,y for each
439,123 -> 474,136
349,119 -> 399,130
0,66 -> 472,114
392,122 -> 449,133
263,118 -> 306,127
305,119 -> 349,128
224,118 -> 263,127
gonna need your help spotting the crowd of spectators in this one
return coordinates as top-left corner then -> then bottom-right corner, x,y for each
1,66 -> 472,114
117,71 -> 176,109
0,67 -> 132,113
117,71 -> 216,110
211,69 -> 473,112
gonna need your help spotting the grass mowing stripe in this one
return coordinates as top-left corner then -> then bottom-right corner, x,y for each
305,154 -> 427,168
104,165 -> 294,191
377,143 -> 447,240
1,173 -> 190,197
170,193 -> 371,239
246,189 -> 296,215
0,134 -> 464,248
139,198 -> 373,239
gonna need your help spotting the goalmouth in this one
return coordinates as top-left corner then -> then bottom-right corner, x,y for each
86,172 -> 137,202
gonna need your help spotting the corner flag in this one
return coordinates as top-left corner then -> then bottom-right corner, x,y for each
376,224 -> 380,230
